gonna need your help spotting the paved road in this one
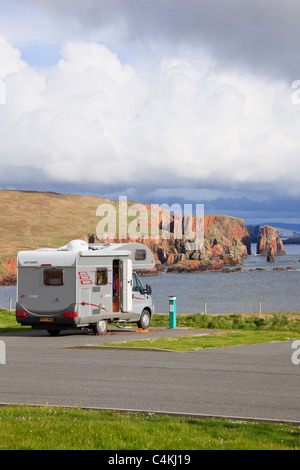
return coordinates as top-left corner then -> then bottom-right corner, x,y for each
0,328 -> 299,423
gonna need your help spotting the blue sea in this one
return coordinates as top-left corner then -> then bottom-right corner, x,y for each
1,244 -> 299,314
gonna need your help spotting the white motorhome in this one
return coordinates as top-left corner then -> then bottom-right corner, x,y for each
16,240 -> 155,335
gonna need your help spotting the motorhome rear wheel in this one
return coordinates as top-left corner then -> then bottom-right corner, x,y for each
47,329 -> 61,336
92,320 -> 108,335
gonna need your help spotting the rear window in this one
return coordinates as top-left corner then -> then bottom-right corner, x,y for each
44,269 -> 64,286
134,249 -> 146,261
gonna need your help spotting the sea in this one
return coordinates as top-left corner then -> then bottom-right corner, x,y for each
1,244 -> 299,314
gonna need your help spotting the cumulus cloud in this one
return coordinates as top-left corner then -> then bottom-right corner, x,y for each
0,36 -> 300,200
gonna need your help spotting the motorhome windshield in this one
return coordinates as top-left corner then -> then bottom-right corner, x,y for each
132,272 -> 144,293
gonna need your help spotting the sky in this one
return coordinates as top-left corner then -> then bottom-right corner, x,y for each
0,0 -> 300,226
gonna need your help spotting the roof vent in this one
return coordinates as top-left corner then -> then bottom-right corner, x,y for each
66,240 -> 89,252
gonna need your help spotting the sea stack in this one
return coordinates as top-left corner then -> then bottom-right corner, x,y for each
267,246 -> 276,262
257,225 -> 285,255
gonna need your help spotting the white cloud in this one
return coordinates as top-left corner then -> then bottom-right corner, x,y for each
0,35 -> 26,77
0,36 -> 300,198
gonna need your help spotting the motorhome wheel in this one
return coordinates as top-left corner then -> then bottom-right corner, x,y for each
92,320 -> 108,335
137,309 -> 150,330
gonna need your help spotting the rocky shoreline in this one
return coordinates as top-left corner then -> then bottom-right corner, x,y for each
0,214 -> 291,286
1,260 -> 298,287
0,273 -> 16,286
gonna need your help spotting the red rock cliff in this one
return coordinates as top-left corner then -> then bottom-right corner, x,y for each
203,214 -> 251,262
89,213 -> 251,273
0,257 -> 17,285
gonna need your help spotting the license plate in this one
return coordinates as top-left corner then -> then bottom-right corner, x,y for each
40,317 -> 54,322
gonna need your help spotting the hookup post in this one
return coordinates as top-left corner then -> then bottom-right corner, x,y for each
169,296 -> 177,329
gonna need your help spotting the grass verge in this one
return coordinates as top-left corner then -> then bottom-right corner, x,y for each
0,309 -> 31,333
151,312 -> 300,331
93,330 -> 300,352
0,405 -> 299,450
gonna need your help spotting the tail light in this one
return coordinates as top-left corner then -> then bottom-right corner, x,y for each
16,311 -> 27,317
63,312 -> 77,318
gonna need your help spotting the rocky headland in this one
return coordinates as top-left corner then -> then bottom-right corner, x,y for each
86,213 -> 251,275
163,214 -> 250,274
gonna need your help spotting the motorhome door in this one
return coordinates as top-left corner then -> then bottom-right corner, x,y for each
120,259 -> 132,312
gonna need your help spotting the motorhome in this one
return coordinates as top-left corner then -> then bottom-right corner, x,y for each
16,240 -> 155,335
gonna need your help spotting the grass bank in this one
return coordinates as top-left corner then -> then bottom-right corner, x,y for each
0,405 -> 299,450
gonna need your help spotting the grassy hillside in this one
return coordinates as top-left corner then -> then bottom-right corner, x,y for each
0,190 -> 113,256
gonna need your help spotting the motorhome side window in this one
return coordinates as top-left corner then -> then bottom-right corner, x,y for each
44,269 -> 64,286
134,249 -> 146,260
96,268 -> 108,285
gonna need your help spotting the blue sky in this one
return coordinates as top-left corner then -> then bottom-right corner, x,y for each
0,0 -> 300,226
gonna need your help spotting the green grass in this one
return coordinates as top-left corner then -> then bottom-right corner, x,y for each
151,312 -> 300,332
0,309 -> 31,333
94,312 -> 300,351
0,405 -> 299,450
95,330 -> 300,352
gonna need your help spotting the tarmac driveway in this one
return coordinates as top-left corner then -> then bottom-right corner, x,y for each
0,327 -> 299,423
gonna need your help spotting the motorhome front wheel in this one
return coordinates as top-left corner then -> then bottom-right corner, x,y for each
92,320 -> 108,335
137,309 -> 151,330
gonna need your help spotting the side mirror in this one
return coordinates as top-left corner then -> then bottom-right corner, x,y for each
145,284 -> 152,295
